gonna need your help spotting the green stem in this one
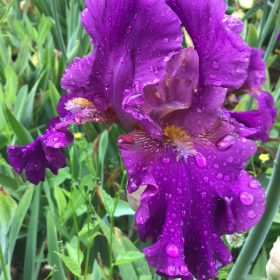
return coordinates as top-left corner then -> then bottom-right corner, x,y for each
264,10 -> 280,62
0,242 -> 9,280
108,193 -> 120,279
228,145 -> 280,280
258,0 -> 280,48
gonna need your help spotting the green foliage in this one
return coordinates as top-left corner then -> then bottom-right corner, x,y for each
0,0 -> 279,279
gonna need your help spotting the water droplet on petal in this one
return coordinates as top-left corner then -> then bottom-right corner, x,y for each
195,153 -> 207,167
162,157 -> 170,164
203,176 -> 209,183
211,61 -> 219,69
249,180 -> 260,189
167,265 -> 176,276
180,265 -> 189,275
227,156 -> 234,163
214,163 -> 219,169
239,192 -> 254,205
216,135 -> 236,150
209,73 -> 216,79
216,173 -> 223,179
166,243 -> 180,258
200,191 -> 207,198
247,210 -> 256,219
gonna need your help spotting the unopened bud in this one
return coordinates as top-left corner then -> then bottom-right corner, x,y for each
266,237 -> 280,280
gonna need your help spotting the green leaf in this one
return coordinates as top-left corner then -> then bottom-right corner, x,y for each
114,200 -> 135,217
66,236 -> 84,266
48,81 -> 61,115
114,251 -> 145,266
246,24 -> 258,47
98,130 -> 109,184
23,186 -> 41,280
55,252 -> 82,277
252,248 -> 267,277
8,186 -> 34,262
92,260 -> 101,280
100,189 -> 115,217
46,211 -> 66,280
4,105 -> 33,145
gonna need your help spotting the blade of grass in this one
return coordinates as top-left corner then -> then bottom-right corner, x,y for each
23,185 -> 41,280
46,210 -> 66,280
0,242 -> 8,280
0,0 -> 13,25
8,186 -> 34,263
258,0 -> 280,47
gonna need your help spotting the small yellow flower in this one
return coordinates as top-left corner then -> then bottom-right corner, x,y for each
232,10 -> 245,20
239,0 -> 254,10
74,132 -> 83,139
259,153 -> 270,163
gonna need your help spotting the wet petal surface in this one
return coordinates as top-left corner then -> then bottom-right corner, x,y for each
118,125 -> 265,280
166,0 -> 251,89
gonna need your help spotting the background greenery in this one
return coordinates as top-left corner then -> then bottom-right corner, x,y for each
0,0 -> 279,279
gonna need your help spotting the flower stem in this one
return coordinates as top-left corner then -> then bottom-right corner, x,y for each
228,145 -> 280,280
0,242 -> 9,280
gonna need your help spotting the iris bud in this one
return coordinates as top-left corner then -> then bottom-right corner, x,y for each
266,237 -> 280,280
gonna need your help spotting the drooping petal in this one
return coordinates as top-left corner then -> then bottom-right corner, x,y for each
166,0 -> 251,89
243,48 -> 266,90
230,91 -> 276,142
8,120 -> 73,185
118,124 -> 265,280
79,0 -> 182,125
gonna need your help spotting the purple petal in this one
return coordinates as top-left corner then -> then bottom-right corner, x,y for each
56,94 -> 117,128
243,48 -> 266,90
230,91 -> 276,142
61,55 -> 93,91
79,0 -> 182,125
118,125 -> 265,280
166,0 -> 251,89
8,120 -> 74,185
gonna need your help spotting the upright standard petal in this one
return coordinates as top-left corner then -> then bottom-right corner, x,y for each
166,0 -> 251,89
79,0 -> 182,125
118,122 -> 265,280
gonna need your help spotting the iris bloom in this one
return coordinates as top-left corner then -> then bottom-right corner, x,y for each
8,0 -> 275,279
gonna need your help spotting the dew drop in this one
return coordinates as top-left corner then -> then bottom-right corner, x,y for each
167,265 -> 176,276
165,243 -> 180,258
247,210 -> 256,219
227,156 -> 234,163
162,157 -> 170,164
249,180 -> 260,189
209,73 -> 216,79
195,153 -> 207,167
203,176 -> 209,183
211,61 -> 219,69
214,163 -> 219,169
239,192 -> 254,205
216,173 -> 223,179
180,265 -> 189,275
216,135 -> 236,151
200,191 -> 207,198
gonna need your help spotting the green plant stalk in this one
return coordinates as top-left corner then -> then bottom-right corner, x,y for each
258,0 -> 280,47
0,242 -> 9,280
228,145 -> 280,280
264,11 -> 280,62
108,193 -> 120,279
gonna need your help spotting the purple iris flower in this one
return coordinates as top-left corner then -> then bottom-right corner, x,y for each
8,0 -> 276,279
